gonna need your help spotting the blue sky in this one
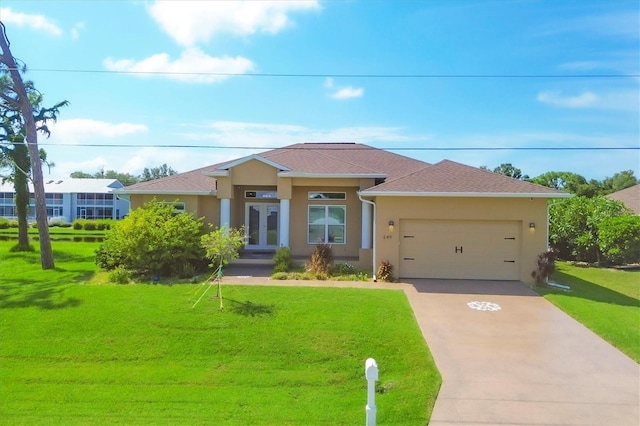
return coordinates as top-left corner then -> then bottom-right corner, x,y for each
1,0 -> 638,181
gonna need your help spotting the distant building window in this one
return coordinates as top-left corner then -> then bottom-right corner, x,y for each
77,207 -> 113,220
245,191 -> 277,199
308,192 -> 346,200
308,205 -> 346,245
0,206 -> 16,216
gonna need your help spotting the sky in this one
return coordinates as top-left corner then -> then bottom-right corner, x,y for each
0,0 -> 638,181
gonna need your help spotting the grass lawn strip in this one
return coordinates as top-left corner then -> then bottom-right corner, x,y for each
539,261 -> 640,363
0,240 -> 441,425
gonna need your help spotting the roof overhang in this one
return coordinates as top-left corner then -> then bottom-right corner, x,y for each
112,189 -> 216,196
359,191 -> 572,198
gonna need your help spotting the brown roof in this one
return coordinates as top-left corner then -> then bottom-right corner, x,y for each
226,143 -> 429,179
607,184 -> 640,214
362,160 -> 568,197
117,164 -> 219,193
115,144 -> 567,198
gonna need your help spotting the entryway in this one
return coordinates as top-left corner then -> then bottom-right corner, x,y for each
245,203 -> 279,250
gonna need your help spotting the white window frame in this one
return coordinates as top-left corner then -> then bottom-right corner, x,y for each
307,205 -> 346,245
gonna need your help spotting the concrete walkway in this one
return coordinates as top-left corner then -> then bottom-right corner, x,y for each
221,268 -> 639,425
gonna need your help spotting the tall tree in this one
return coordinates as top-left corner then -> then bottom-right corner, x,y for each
1,76 -> 59,251
601,170 -> 637,194
0,22 -> 66,269
481,163 -> 529,180
530,171 -> 600,197
141,163 -> 178,182
70,169 -> 139,186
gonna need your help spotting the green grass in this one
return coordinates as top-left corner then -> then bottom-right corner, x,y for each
0,240 -> 441,425
538,261 -> 640,363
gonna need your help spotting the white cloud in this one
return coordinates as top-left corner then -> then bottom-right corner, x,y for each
537,91 -> 599,108
71,22 -> 85,40
537,90 -> 639,111
46,119 -> 148,145
330,86 -> 364,100
0,7 -> 62,36
103,48 -> 254,84
179,121 -> 423,149
147,0 -> 320,46
538,11 -> 640,40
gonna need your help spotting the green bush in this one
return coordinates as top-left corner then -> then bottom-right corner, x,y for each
84,221 -> 97,231
271,272 -> 289,280
598,215 -> 640,265
95,200 -> 205,276
272,246 -> 293,273
48,219 -> 72,228
0,218 -> 9,229
8,219 -> 18,228
73,220 -> 84,230
549,196 -> 629,262
333,262 -> 357,276
109,266 -> 132,284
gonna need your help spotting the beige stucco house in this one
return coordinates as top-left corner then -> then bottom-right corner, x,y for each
115,143 -> 569,283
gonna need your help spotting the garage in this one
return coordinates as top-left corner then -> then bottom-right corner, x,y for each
399,220 -> 521,280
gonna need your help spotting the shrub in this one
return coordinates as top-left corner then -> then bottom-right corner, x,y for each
0,218 -> 9,229
8,220 -> 18,228
48,218 -> 71,228
531,250 -> 556,287
377,260 -> 394,282
178,262 -> 198,279
306,244 -> 333,277
109,266 -> 132,284
271,272 -> 289,280
73,220 -> 84,230
272,246 -> 293,273
598,215 -> 640,265
333,262 -> 357,276
95,200 -> 205,276
84,221 -> 97,231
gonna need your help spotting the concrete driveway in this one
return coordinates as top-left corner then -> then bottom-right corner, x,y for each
403,279 -> 640,426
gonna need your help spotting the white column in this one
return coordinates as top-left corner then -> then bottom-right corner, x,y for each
361,200 -> 372,249
220,198 -> 230,228
279,198 -> 290,247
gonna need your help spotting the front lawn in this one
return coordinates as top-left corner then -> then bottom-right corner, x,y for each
538,261 -> 640,362
0,240 -> 441,425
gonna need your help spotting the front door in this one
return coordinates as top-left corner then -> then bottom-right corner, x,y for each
245,203 -> 279,249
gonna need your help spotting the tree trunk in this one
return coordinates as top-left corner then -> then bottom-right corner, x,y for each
0,26 -> 54,269
14,143 -> 30,249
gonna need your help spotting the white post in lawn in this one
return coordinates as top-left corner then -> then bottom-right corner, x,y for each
365,358 -> 378,426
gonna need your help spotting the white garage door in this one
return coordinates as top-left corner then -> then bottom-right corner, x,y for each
399,220 -> 520,280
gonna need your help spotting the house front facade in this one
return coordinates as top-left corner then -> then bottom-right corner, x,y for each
116,143 -> 569,283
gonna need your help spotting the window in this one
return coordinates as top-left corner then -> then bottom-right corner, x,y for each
308,192 -> 346,200
245,190 -> 277,199
159,202 -> 185,214
308,205 -> 346,244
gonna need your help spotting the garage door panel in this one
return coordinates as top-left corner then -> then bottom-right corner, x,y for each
400,220 -> 520,280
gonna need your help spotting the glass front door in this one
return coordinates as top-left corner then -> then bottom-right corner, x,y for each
245,203 -> 279,249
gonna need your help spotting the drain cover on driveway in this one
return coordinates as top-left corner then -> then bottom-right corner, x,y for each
467,301 -> 501,311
